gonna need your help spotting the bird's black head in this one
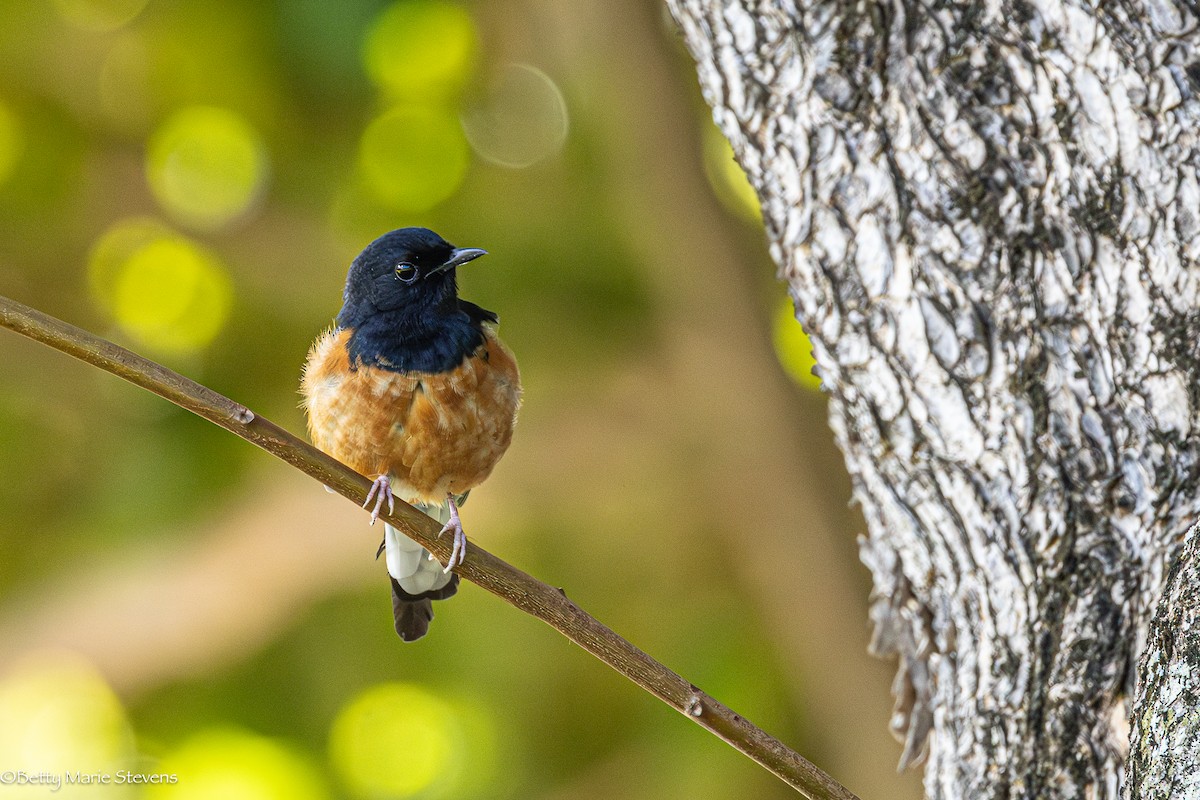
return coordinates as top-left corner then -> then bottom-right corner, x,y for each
337,227 -> 486,327
336,228 -> 494,373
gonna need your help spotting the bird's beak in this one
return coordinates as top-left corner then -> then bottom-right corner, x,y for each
433,247 -> 488,273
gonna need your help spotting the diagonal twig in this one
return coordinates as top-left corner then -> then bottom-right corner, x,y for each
0,294 -> 861,800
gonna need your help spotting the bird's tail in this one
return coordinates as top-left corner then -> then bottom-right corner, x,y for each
382,500 -> 460,641
390,573 -> 459,641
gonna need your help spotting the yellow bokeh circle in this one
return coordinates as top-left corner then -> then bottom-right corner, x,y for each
461,63 -> 569,169
363,1 -> 478,99
773,297 -> 822,391
146,106 -> 268,230
88,218 -> 233,354
702,123 -> 761,222
0,652 -> 134,778
358,105 -> 470,212
145,728 -> 328,800
329,683 -> 464,799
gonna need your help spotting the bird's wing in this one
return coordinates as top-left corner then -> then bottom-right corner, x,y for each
458,299 -> 499,325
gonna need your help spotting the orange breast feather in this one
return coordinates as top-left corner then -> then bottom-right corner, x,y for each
301,327 -> 521,504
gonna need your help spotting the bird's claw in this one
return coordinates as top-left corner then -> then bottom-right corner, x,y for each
363,475 -> 394,525
437,494 -> 467,573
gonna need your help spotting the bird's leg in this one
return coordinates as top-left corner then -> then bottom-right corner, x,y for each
437,493 -> 467,572
363,475 -> 394,525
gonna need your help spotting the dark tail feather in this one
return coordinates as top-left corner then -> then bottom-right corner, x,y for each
392,591 -> 434,642
390,575 -> 460,642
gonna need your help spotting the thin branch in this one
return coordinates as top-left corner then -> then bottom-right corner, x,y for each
0,294 -> 860,800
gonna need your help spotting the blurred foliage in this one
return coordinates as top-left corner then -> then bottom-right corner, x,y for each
358,105 -> 471,212
147,729 -> 330,800
0,101 -> 21,188
328,682 -> 495,799
0,1 -> 903,799
773,298 -> 822,392
89,218 -> 233,353
462,64 -> 569,169
362,0 -> 478,100
146,106 -> 268,230
702,121 -> 761,224
54,0 -> 150,33
0,653 -> 137,798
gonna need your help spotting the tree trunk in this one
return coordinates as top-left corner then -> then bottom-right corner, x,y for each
665,1 -> 1200,797
1128,522 -> 1200,799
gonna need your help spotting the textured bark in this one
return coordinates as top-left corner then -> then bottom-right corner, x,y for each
1128,522 -> 1200,799
666,1 -> 1200,798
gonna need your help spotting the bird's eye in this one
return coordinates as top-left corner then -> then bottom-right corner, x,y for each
395,263 -> 418,283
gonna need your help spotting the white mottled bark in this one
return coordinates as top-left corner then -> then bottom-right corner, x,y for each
666,1 -> 1200,798
1128,522 -> 1200,799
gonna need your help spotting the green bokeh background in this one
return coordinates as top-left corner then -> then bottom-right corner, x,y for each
0,1 -> 921,798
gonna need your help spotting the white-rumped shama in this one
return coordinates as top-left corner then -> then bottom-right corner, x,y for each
302,228 -> 521,641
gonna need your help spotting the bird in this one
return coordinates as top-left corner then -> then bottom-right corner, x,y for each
301,227 -> 521,641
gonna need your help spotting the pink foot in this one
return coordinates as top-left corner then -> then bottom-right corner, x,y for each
437,494 -> 467,572
363,475 -> 394,525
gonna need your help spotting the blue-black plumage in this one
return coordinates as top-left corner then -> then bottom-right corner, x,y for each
336,227 -> 497,374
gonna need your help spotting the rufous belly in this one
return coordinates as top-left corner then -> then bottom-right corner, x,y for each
302,327 -> 521,505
